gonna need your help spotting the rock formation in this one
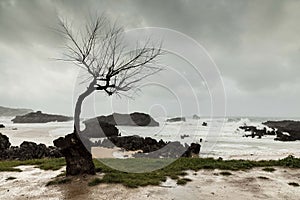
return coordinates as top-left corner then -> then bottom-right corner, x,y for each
96,112 -> 159,126
239,125 -> 277,139
11,111 -> 72,123
94,135 -> 200,158
166,117 -> 186,122
239,121 -> 300,141
263,120 -> 300,141
81,117 -> 119,138
0,133 -> 10,150
0,133 -> 62,160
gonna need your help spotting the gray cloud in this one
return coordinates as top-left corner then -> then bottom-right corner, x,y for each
0,0 -> 299,117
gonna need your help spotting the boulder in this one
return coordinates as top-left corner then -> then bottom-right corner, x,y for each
239,125 -> 257,132
82,118 -> 119,138
181,143 -> 201,157
96,135 -> 200,158
202,122 -> 208,126
5,141 -> 62,160
180,134 -> 190,139
0,124 -> 5,128
166,117 -> 186,122
11,111 -> 72,123
239,125 -> 267,139
0,133 -> 62,160
96,112 -> 159,126
0,133 -> 10,150
98,135 -> 165,152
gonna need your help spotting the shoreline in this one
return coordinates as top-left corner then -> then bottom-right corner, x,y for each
1,165 -> 299,200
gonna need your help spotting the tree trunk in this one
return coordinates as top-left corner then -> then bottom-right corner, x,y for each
53,133 -> 95,175
54,80 -> 96,176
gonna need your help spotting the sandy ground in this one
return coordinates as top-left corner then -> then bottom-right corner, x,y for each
0,166 -> 64,200
1,166 -> 299,200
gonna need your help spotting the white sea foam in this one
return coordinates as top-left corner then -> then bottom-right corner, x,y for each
1,116 -> 300,159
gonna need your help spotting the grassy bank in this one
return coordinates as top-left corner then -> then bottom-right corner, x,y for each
1,156 -> 300,188
92,155 -> 300,187
0,158 -> 66,172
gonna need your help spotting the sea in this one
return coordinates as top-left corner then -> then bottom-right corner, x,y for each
1,116 -> 300,160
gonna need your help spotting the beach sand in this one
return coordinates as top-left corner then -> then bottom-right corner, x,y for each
1,166 -> 299,200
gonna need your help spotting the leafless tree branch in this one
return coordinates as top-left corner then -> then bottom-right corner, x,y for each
57,15 -> 164,133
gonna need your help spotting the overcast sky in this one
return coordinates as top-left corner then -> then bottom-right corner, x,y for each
0,0 -> 300,118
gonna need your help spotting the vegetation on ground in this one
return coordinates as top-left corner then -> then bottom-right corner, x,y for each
46,178 -> 72,186
219,171 -> 232,176
262,167 -> 276,172
1,155 -> 300,188
0,158 -> 65,172
176,178 -> 192,185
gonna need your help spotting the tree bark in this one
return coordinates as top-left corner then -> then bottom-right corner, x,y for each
54,79 -> 97,176
53,133 -> 95,175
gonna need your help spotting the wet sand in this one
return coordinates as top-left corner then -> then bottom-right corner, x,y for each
1,166 -> 299,200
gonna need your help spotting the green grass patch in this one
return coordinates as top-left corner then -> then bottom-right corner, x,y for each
220,171 -> 232,176
46,178 -> 72,186
0,158 -> 65,172
288,182 -> 299,187
1,155 -> 300,188
88,178 -> 102,186
177,178 -> 192,185
91,156 -> 300,188
262,167 -> 276,172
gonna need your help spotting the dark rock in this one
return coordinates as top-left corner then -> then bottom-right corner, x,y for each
239,125 -> 257,132
81,118 -> 119,138
0,133 -> 62,160
239,122 -> 300,141
263,120 -> 300,141
181,143 -> 201,157
11,111 -> 72,123
166,117 -> 186,122
0,124 -> 5,128
0,133 -> 11,150
239,125 -> 267,139
202,122 -> 208,126
96,135 -> 200,158
96,112 -> 159,126
100,135 -> 163,152
180,134 -> 190,139
192,115 -> 200,120
266,130 -> 276,136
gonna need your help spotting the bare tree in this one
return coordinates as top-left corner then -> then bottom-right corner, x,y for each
53,15 -> 163,175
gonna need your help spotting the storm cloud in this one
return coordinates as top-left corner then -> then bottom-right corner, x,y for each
0,0 -> 299,117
